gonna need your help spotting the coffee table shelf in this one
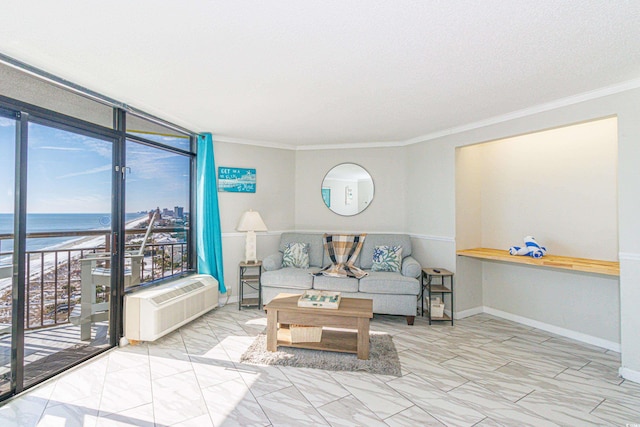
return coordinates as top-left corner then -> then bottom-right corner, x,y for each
277,327 -> 358,354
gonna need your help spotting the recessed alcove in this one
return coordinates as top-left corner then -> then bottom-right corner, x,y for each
455,117 -> 620,349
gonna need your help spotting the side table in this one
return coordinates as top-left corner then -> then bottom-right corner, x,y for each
239,261 -> 262,310
422,268 -> 454,325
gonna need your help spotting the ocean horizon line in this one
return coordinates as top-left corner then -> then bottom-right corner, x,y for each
0,212 -> 157,215
0,213 -> 155,255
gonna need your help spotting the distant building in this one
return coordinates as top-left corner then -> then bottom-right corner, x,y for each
174,206 -> 184,219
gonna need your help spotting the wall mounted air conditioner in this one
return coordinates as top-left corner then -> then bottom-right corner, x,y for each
124,274 -> 219,342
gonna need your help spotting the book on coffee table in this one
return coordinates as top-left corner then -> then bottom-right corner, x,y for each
297,290 -> 342,309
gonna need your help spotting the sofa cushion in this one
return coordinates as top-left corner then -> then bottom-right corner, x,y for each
312,275 -> 359,293
261,267 -> 317,289
282,242 -> 310,269
360,234 -> 412,270
279,233 -> 325,268
371,245 -> 403,272
358,271 -> 420,295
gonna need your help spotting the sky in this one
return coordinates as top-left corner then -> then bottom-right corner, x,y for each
0,117 -> 190,214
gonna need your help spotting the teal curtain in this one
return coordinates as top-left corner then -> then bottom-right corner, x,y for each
196,133 -> 226,293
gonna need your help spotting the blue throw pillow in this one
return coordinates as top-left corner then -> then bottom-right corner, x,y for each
372,245 -> 403,272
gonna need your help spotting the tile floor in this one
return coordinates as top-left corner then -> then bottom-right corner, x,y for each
0,304 -> 639,426
1,322 -> 109,394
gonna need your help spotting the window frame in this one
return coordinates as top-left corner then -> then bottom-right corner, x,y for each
0,75 -> 198,401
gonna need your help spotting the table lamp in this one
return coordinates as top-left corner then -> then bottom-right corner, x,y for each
236,209 -> 268,263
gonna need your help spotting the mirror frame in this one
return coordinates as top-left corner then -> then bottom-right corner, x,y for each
321,163 -> 374,216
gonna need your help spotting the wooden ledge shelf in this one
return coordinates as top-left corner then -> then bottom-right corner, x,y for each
457,248 -> 619,277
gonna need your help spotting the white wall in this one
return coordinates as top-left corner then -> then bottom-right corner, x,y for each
617,94 -> 640,381
406,87 -> 640,380
294,146 -> 406,232
217,88 -> 640,380
453,118 -> 620,346
214,140 -> 295,300
483,263 -> 620,345
476,118 -> 618,259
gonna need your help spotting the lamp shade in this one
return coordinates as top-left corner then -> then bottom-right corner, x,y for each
236,210 -> 268,232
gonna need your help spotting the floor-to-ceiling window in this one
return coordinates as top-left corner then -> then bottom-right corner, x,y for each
125,134 -> 192,285
0,59 -> 196,401
0,111 -> 16,399
21,122 -> 115,388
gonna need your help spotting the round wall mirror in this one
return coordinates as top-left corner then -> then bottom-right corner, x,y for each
321,163 -> 374,216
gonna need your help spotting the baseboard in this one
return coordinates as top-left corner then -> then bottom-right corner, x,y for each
483,306 -> 620,352
619,367 -> 640,384
218,293 -> 238,307
219,293 -> 264,308
454,306 -> 484,319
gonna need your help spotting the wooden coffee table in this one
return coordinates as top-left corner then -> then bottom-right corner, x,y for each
264,293 -> 373,360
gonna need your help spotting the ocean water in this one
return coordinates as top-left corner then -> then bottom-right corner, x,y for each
0,213 -> 142,255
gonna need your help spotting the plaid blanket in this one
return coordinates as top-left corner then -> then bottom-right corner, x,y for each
319,233 -> 368,279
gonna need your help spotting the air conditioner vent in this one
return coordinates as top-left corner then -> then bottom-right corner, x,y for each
151,281 -> 206,305
124,274 -> 218,342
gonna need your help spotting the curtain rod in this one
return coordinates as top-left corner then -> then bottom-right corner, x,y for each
0,52 -> 196,136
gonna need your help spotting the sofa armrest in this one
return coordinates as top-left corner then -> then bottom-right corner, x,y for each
263,253 -> 283,271
401,256 -> 421,278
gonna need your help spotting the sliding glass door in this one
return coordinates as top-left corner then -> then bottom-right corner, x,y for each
21,122 -> 115,387
0,68 -> 196,400
0,112 -> 16,399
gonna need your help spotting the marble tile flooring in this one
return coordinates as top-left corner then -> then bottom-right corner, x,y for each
1,323 -> 109,394
0,304 -> 639,426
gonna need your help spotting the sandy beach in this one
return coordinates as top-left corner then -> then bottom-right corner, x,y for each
0,215 -> 149,293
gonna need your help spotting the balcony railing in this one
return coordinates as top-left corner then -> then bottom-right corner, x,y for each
0,228 -> 189,330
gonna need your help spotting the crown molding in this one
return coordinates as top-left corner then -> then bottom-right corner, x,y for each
403,77 -> 640,146
212,77 -> 640,151
212,136 -> 404,151
212,135 -> 298,151
296,140 -> 404,151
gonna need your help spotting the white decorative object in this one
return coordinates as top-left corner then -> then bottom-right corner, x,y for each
298,290 -> 342,309
508,235 -> 547,258
345,185 -> 353,205
236,209 -> 268,263
430,297 -> 445,318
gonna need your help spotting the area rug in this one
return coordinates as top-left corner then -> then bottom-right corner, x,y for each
239,332 -> 401,376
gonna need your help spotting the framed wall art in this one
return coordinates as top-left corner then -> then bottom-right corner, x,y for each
218,167 -> 256,193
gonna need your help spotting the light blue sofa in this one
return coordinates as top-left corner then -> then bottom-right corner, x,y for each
262,233 -> 421,325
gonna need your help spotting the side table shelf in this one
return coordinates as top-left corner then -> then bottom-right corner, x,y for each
239,261 -> 262,310
421,268 -> 454,325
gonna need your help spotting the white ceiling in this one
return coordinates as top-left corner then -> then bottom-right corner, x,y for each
1,1 -> 639,148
